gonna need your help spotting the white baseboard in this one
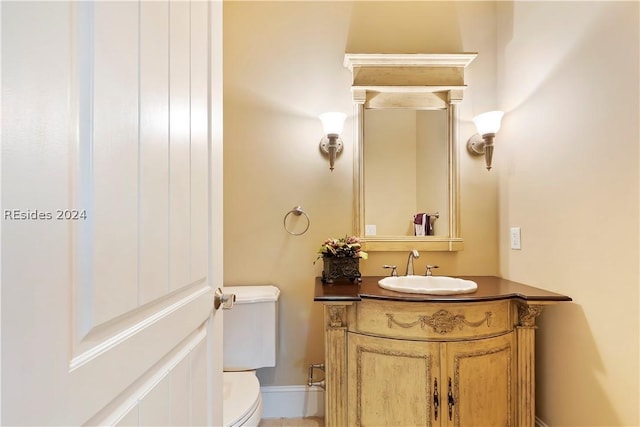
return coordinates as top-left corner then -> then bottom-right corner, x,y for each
536,416 -> 549,427
260,385 -> 325,418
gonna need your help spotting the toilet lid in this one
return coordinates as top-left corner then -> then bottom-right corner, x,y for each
223,371 -> 261,427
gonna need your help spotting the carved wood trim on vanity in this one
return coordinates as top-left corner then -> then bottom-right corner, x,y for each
323,304 -> 350,427
518,303 -> 544,327
327,305 -> 347,328
516,303 -> 545,427
386,309 -> 492,335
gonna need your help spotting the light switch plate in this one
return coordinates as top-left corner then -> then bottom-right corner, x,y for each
510,227 -> 521,250
365,224 -> 377,236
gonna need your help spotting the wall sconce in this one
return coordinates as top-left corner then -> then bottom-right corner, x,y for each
466,110 -> 504,171
319,112 -> 346,171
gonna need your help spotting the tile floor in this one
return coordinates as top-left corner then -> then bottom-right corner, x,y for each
258,417 -> 324,427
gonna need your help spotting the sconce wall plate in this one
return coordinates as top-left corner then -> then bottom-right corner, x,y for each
319,136 -> 344,155
466,133 -> 486,155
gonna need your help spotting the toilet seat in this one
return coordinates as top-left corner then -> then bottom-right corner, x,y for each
223,371 -> 262,427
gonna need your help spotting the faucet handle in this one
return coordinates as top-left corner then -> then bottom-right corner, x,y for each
383,265 -> 398,277
425,265 -> 440,276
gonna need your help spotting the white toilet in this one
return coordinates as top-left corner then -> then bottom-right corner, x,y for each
222,285 -> 280,427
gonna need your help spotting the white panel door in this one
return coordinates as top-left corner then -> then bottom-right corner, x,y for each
1,1 -> 224,425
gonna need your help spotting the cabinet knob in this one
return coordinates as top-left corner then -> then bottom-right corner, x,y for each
448,377 -> 455,421
433,377 -> 439,420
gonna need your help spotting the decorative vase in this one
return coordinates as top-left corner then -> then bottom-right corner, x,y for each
321,257 -> 362,284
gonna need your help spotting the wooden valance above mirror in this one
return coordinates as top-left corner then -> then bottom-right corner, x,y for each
344,53 -> 477,251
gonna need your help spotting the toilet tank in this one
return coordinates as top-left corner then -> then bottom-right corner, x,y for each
222,285 -> 280,370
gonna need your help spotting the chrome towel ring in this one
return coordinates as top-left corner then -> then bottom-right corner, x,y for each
284,206 -> 310,236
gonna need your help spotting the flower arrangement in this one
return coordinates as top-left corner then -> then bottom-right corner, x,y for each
315,235 -> 368,263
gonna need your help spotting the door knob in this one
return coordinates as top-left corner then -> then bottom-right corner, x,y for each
214,288 -> 236,310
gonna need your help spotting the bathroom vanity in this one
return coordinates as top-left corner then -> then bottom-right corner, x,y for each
314,276 -> 571,427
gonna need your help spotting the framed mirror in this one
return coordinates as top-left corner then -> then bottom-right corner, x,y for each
344,53 -> 477,251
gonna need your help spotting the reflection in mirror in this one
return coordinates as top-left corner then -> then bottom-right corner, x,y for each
364,109 -> 448,237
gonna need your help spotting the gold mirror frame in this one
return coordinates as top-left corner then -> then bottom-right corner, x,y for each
344,53 -> 477,251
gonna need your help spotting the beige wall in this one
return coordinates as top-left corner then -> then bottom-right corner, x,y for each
496,2 -> 639,426
223,1 -> 500,387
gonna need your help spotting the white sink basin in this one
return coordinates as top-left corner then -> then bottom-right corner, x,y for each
378,275 -> 478,295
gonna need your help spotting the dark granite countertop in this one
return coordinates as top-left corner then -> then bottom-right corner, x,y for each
314,276 -> 572,303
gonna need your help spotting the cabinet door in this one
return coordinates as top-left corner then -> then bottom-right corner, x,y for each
444,332 -> 516,427
348,333 -> 441,427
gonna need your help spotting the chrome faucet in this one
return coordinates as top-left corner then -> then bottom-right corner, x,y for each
405,249 -> 419,275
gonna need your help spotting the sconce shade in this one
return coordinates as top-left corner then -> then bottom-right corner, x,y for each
472,110 -> 504,136
319,112 -> 346,135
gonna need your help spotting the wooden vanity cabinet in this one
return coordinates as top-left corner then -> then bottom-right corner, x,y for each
315,276 -> 572,427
